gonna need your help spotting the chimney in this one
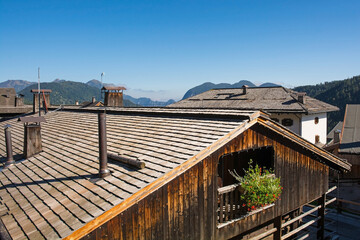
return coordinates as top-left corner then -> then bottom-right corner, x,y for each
31,89 -> 52,113
15,96 -> 24,107
98,112 -> 110,178
334,129 -> 341,144
297,92 -> 306,104
242,85 -> 248,95
4,125 -> 15,167
101,86 -> 126,107
19,116 -> 46,158
75,100 -> 79,105
92,97 -> 96,103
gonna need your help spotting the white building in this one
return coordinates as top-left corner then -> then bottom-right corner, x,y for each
168,86 -> 338,145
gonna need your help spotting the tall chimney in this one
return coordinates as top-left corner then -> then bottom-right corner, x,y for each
4,125 -> 15,167
92,97 -> 96,103
19,116 -> 46,158
297,92 -> 306,104
242,85 -> 248,95
98,112 -> 110,178
101,86 -> 126,107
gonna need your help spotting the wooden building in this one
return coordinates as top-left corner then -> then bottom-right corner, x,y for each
0,107 -> 350,240
325,104 -> 360,213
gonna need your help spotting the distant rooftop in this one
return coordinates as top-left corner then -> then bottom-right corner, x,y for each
339,104 -> 360,154
168,86 -> 339,114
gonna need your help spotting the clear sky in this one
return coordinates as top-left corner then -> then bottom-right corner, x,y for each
1,0 -> 359,100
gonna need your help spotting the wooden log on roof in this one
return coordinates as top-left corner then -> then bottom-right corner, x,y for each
108,153 -> 146,169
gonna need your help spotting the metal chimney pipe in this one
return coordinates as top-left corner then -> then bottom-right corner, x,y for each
98,112 -> 110,178
4,125 -> 15,167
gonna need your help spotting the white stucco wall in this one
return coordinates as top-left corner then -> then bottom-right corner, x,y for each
269,112 -> 327,144
269,113 -> 301,135
301,113 -> 327,144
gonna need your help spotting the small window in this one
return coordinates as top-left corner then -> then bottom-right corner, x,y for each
315,135 -> 320,143
314,117 -> 319,124
282,118 -> 293,126
271,118 -> 279,123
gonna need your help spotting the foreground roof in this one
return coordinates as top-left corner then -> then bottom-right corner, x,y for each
339,104 -> 360,154
0,109 -> 253,239
168,87 -> 339,114
0,108 -> 350,239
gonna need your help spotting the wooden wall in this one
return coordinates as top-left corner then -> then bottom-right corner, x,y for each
80,123 -> 329,240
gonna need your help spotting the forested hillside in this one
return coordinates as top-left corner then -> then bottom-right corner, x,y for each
294,75 -> 360,131
18,81 -> 137,107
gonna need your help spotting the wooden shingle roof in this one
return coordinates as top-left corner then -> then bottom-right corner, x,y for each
168,87 -> 339,114
0,110 -> 250,239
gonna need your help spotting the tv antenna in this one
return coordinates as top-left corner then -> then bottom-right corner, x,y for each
101,72 -> 105,99
38,67 -> 41,116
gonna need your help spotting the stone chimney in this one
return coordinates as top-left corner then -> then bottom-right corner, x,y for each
31,89 -> 52,113
19,116 -> 46,158
297,92 -> 306,104
101,86 -> 126,107
242,85 -> 248,95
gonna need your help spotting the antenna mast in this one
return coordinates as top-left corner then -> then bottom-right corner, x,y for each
38,67 -> 41,116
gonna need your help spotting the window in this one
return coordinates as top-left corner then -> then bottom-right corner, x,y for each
314,117 -> 319,124
282,118 -> 293,127
217,147 -> 275,188
315,135 -> 320,143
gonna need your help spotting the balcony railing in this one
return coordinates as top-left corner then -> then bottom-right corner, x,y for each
217,183 -> 244,223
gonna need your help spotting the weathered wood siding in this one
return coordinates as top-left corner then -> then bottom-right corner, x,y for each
80,124 -> 329,240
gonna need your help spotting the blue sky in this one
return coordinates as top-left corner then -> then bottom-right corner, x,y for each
1,0 -> 359,100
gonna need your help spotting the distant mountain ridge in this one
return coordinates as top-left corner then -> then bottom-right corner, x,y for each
0,80 -> 36,92
17,80 -> 136,106
181,80 -> 279,100
1,79 -> 174,107
87,79 -> 175,106
293,75 -> 360,131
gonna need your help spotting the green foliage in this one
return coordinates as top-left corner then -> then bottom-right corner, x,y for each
294,75 -> 360,131
230,160 -> 282,211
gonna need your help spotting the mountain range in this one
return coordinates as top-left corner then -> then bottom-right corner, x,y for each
2,76 -> 360,130
1,79 -> 173,107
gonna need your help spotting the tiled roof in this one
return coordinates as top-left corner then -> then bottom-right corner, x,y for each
0,110 -> 249,239
168,87 -> 339,114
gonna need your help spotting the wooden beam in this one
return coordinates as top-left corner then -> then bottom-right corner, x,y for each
247,227 -> 277,240
108,153 -> 145,169
317,194 -> 326,240
282,217 -> 320,240
274,215 -> 282,240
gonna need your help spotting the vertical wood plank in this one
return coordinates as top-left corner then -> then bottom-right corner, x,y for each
178,174 -> 184,240
162,185 -> 169,240
183,171 -> 191,240
138,200 -> 145,240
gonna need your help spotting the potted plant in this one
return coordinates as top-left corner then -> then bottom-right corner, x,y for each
230,160 -> 282,212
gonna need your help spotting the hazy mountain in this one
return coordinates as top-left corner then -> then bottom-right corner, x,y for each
86,79 -> 115,89
0,80 -> 36,92
181,80 -> 256,100
294,75 -> 360,131
18,80 -> 137,107
259,82 -> 281,87
87,80 -> 174,107
124,95 -> 176,107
